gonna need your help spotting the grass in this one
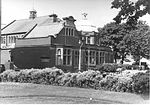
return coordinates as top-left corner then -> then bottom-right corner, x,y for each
0,82 -> 148,104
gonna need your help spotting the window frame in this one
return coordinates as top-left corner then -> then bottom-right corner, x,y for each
99,51 -> 105,64
63,48 -> 72,66
89,50 -> 96,65
56,48 -> 63,65
74,50 -> 79,66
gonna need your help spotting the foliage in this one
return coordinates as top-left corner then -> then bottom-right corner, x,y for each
122,21 -> 150,63
132,72 -> 149,94
111,0 -> 150,26
99,20 -> 150,64
0,67 -> 149,94
97,63 -> 118,72
98,22 -> 132,63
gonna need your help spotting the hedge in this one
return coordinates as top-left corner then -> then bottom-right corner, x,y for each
0,67 -> 149,94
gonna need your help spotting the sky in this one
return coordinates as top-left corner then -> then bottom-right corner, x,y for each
1,0 -> 150,28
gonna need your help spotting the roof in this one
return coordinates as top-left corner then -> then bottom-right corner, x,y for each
1,15 -> 63,35
26,23 -> 64,38
2,19 -> 35,34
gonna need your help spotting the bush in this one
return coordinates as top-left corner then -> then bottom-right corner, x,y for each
132,72 -> 149,94
120,64 -> 133,70
0,67 -> 149,95
97,63 -> 118,72
0,70 -> 19,82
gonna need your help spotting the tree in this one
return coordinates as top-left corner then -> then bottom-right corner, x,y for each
111,0 -> 150,26
122,21 -> 150,64
98,21 -> 150,64
98,22 -> 131,63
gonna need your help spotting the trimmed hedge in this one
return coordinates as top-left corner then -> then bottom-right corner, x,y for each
0,67 -> 149,94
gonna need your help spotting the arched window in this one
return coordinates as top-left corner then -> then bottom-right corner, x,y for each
56,49 -> 62,65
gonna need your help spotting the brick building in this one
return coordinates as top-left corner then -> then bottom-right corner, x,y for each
1,10 -> 113,72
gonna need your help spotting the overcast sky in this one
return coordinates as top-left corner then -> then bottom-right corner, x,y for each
1,0 -> 150,28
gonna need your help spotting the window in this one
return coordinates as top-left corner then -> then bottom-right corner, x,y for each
96,51 -> 99,65
65,28 -> 74,36
105,52 -> 109,63
74,50 -> 79,66
65,28 -> 68,36
109,53 -> 113,63
14,36 -> 16,43
63,49 -> 72,66
9,36 -> 11,43
99,51 -> 105,64
1,37 -> 6,44
11,36 -> 13,43
56,49 -> 62,65
71,29 -> 74,36
69,29 -> 71,36
89,50 -> 96,65
86,37 -> 90,44
85,51 -> 88,64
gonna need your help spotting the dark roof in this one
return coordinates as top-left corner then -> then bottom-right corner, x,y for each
1,15 -> 64,36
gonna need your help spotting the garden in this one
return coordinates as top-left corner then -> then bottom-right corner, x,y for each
0,63 -> 149,95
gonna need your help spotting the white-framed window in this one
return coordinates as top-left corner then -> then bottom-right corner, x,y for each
63,48 -> 72,66
99,51 -> 105,64
56,48 -> 63,65
74,50 -> 79,66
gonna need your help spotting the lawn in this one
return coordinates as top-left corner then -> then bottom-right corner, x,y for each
0,82 -> 148,104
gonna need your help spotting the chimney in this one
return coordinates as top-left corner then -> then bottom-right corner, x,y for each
63,16 -> 76,26
29,9 -> 37,19
49,14 -> 58,22
63,16 -> 76,22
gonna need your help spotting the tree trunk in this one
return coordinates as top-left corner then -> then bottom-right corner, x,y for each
120,56 -> 125,64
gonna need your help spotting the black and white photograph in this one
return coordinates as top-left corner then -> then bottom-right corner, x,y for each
0,0 -> 150,104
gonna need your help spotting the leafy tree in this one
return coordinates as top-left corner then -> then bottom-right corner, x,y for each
98,21 -> 149,64
98,22 -> 132,63
122,21 -> 150,64
111,0 -> 150,26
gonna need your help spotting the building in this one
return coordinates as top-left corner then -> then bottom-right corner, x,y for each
1,10 -> 113,72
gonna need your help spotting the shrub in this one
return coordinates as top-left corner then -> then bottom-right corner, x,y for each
0,70 -> 19,82
97,63 -> 118,72
120,64 -> 133,70
0,67 -> 149,95
132,72 -> 149,94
